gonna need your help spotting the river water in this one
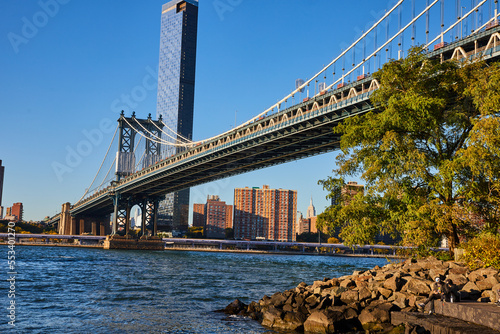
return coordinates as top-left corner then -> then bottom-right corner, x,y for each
1,246 -> 388,333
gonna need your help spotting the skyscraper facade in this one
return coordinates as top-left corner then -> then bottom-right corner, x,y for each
0,160 -> 4,209
234,185 -> 297,242
306,197 -> 316,219
156,0 -> 198,232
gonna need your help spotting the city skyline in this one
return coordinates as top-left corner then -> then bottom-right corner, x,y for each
0,1 -> 396,221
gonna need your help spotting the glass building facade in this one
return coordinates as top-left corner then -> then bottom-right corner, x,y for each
156,0 -> 198,232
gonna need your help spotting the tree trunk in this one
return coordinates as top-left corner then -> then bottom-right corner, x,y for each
448,224 -> 460,258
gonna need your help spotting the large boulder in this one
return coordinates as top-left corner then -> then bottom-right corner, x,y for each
269,292 -> 288,308
303,310 -> 343,334
272,312 -> 306,331
340,290 -> 359,304
446,273 -> 468,287
383,274 -> 403,292
401,277 -> 431,295
475,276 -> 498,291
223,299 -> 247,315
260,305 -> 283,328
358,307 -> 391,325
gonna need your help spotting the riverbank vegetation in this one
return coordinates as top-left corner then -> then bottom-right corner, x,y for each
318,47 -> 500,263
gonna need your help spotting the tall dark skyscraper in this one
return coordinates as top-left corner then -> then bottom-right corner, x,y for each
0,160 -> 4,207
156,0 -> 198,232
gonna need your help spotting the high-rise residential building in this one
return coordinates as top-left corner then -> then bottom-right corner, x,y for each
331,181 -> 365,206
306,197 -> 316,219
11,202 -> 23,222
156,0 -> 199,232
192,196 -> 233,238
234,185 -> 297,242
192,203 -> 205,227
341,181 -> 364,205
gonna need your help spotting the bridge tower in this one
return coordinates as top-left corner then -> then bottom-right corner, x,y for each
111,111 -> 164,236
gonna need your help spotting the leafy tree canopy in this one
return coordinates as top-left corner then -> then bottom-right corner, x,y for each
318,46 -> 500,254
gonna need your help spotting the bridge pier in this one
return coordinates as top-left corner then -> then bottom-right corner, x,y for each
91,221 -> 97,235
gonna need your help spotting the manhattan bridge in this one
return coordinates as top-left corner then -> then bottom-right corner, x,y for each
50,0 -> 500,238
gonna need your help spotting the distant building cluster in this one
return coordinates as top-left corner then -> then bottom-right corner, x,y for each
193,185 -> 298,242
3,202 -> 23,222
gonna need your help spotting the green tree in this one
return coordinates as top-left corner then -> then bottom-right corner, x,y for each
319,47 -> 500,255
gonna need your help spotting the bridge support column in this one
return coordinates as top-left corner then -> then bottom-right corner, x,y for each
59,202 -> 72,235
112,193 -> 120,235
69,217 -> 77,235
125,205 -> 131,236
141,200 -> 147,237
153,198 -> 159,237
79,218 -> 85,235
91,221 -> 97,236
100,222 -> 106,236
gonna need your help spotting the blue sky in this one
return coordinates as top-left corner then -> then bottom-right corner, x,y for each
0,0 -> 486,221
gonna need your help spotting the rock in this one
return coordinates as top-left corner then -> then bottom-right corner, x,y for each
383,274 -> 403,292
358,307 -> 391,325
261,305 -> 282,328
340,290 -> 359,304
462,281 -> 481,299
449,263 -> 468,275
468,269 -> 484,282
358,287 -> 372,301
273,312 -> 305,331
305,294 -> 320,307
303,310 -> 343,334
378,286 -> 393,299
224,299 -> 247,315
259,295 -> 271,307
340,278 -> 356,289
429,268 -> 448,280
481,290 -> 497,303
269,292 -> 287,308
446,273 -> 468,287
401,277 -> 431,295
476,276 -> 498,291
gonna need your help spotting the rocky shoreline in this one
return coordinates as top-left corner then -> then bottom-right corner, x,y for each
223,257 -> 500,333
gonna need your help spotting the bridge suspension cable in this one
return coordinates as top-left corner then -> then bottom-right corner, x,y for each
76,124 -> 119,203
122,117 -> 192,148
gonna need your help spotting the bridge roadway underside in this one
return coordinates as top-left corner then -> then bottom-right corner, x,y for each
71,96 -> 375,217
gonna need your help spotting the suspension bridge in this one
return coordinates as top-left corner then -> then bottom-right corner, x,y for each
50,0 -> 500,240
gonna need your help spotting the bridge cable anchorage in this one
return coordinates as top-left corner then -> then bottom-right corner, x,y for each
76,124 -> 119,203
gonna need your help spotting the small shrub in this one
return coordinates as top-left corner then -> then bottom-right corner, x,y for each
463,233 -> 500,270
327,237 -> 340,244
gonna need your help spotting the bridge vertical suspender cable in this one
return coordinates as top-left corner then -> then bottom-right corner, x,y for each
76,125 -> 118,203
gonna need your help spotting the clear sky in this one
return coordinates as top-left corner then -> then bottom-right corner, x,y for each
0,0 -> 482,221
